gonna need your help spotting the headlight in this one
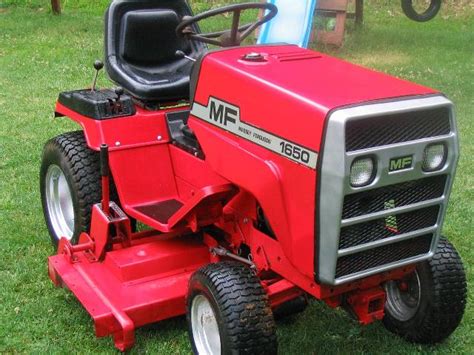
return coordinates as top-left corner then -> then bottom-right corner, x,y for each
423,143 -> 446,172
350,157 -> 375,187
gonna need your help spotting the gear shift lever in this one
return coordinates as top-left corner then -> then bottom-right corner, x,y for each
91,60 -> 104,92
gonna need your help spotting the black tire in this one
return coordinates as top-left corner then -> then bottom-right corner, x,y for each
401,0 -> 442,22
383,238 -> 467,344
273,294 -> 308,320
187,262 -> 278,354
40,131 -> 103,246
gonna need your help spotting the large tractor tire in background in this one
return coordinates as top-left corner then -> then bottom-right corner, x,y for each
187,262 -> 278,354
401,0 -> 442,22
383,238 -> 467,343
40,131 -> 103,246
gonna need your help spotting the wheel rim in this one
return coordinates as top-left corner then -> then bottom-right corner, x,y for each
191,294 -> 221,355
45,164 -> 75,240
385,271 -> 421,321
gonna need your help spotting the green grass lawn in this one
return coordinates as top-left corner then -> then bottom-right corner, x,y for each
0,1 -> 473,353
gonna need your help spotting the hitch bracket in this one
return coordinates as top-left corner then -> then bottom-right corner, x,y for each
346,287 -> 386,325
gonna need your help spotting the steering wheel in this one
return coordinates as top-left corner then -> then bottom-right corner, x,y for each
176,2 -> 278,48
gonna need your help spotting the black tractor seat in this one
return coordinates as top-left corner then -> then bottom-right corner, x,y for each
104,0 -> 206,103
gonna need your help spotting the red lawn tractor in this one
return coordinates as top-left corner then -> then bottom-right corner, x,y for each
41,1 -> 466,353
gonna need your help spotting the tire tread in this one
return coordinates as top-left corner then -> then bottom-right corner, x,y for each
383,238 -> 467,343
189,262 -> 277,354
50,131 -> 101,233
41,131 -> 102,244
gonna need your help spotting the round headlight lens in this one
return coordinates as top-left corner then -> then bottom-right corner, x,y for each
350,157 -> 375,187
423,144 -> 446,172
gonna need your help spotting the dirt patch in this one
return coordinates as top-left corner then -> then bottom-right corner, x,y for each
440,0 -> 474,18
355,51 -> 410,67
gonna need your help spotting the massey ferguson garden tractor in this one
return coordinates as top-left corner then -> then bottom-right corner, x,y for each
40,1 -> 467,353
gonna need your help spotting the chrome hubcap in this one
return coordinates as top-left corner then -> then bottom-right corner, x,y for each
191,295 -> 221,355
45,164 -> 74,240
385,271 -> 421,321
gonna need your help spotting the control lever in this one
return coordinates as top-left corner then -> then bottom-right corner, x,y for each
112,87 -> 124,114
91,60 -> 104,92
114,86 -> 124,101
175,50 -> 196,62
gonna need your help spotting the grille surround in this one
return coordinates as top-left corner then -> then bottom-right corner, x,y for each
317,96 -> 459,285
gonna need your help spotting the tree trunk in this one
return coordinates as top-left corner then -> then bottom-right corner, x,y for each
51,0 -> 61,15
355,0 -> 364,26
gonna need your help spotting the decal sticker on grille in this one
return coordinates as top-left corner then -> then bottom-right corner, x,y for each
389,155 -> 413,172
191,97 -> 318,169
384,199 -> 399,233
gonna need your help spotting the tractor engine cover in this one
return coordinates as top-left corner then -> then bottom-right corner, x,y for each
188,44 -> 444,282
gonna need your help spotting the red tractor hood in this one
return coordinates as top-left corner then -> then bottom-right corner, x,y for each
192,44 -> 436,152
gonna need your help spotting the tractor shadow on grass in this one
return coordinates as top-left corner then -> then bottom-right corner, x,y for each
55,282 -> 460,354
276,299 -> 458,354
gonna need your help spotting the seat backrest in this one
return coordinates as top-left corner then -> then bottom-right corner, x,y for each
120,9 -> 188,67
105,0 -> 205,102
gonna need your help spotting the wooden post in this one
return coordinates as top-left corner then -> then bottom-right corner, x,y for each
51,0 -> 61,15
355,0 -> 364,26
316,0 -> 349,47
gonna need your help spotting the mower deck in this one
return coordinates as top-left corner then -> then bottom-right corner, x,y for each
48,236 -> 211,351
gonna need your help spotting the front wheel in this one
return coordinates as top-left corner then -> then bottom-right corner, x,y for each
187,262 -> 278,354
383,238 -> 467,344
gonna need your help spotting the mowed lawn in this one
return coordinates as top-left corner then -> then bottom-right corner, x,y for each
0,2 -> 473,353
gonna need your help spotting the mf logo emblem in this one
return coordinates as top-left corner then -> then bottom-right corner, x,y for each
389,155 -> 413,172
209,99 -> 238,127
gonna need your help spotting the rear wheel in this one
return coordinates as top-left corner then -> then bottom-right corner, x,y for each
187,262 -> 278,354
383,238 -> 467,343
40,131 -> 102,246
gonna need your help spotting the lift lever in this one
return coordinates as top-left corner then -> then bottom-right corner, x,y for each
100,144 -> 110,215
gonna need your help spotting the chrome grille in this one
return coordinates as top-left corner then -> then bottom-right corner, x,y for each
335,234 -> 433,278
345,106 -> 451,151
342,175 -> 446,219
339,206 -> 440,249
317,96 -> 459,285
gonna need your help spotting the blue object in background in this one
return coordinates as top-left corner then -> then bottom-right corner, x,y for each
257,0 -> 317,48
